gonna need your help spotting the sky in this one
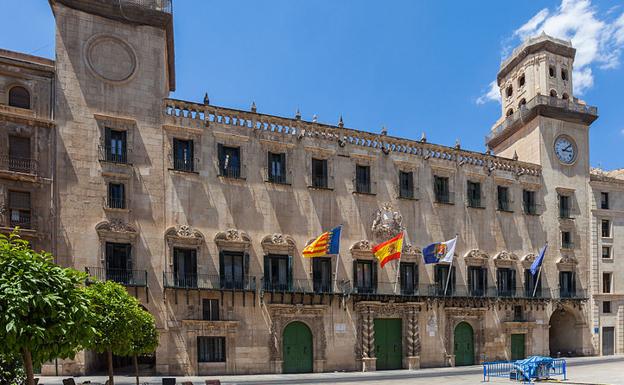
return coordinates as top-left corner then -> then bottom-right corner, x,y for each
1,0 -> 623,170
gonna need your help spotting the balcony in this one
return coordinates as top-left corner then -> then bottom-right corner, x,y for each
556,288 -> 587,300
98,145 -> 129,164
163,272 -> 257,291
0,155 -> 38,176
85,267 -> 147,287
0,210 -> 38,234
170,157 -> 199,173
261,278 -> 349,295
434,191 -> 455,205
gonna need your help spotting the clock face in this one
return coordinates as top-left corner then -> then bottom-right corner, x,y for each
554,136 -> 576,164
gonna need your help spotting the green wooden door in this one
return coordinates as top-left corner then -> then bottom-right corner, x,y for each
282,321 -> 313,373
511,334 -> 525,360
454,322 -> 474,366
374,318 -> 402,370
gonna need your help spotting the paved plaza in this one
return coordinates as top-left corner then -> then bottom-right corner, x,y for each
38,356 -> 624,385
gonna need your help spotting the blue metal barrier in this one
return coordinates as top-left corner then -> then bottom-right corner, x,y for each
483,358 -> 566,384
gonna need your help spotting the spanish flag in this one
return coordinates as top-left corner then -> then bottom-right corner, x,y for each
372,232 -> 404,268
302,226 -> 342,257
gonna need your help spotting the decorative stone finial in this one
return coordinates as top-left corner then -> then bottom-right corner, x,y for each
251,101 -> 257,113
338,115 -> 344,128
455,139 -> 461,149
203,92 -> 210,105
295,108 -> 301,120
513,150 -> 519,161
381,126 -> 388,136
312,114 -> 318,123
420,132 -> 427,143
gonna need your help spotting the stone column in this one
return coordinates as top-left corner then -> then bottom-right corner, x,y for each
361,306 -> 377,371
405,308 -> 421,370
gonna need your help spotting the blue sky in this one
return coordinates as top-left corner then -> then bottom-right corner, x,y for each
1,0 -> 623,169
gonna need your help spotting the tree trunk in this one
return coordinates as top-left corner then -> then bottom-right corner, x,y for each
22,347 -> 35,385
107,349 -> 114,385
134,355 -> 139,385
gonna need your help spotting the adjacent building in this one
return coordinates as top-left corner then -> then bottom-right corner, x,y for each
0,0 -> 621,376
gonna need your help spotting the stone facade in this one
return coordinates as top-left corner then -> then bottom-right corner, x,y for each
0,0 -> 620,376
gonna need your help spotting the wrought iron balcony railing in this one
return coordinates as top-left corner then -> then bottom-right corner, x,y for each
0,155 -> 38,175
98,145 -> 128,164
261,277 -> 350,294
163,272 -> 257,291
85,267 -> 148,287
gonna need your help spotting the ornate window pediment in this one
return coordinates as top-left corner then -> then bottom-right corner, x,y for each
261,233 -> 296,254
464,249 -> 489,266
493,250 -> 518,268
521,253 -> 536,268
350,240 -> 373,259
556,254 -> 578,270
95,219 -> 137,241
215,228 -> 251,252
165,225 -> 204,246
402,242 -> 423,261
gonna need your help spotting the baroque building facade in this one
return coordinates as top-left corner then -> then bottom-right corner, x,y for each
0,0 -> 621,375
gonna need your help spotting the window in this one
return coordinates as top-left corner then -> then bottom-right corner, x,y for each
173,248 -> 197,288
8,190 -> 31,228
561,231 -> 573,249
434,264 -> 455,295
562,93 -> 569,100
105,242 -> 132,284
506,85 -> 513,97
107,183 -> 125,209
602,246 -> 611,259
218,144 -> 241,178
467,181 -> 482,208
518,98 -> 526,108
602,219 -> 611,238
559,271 -> 576,298
549,66 -> 555,77
497,186 -> 511,211
603,273 -> 612,294
104,128 -> 127,163
197,337 -> 225,363
523,190 -> 537,215
311,158 -> 328,188
202,299 -> 219,321
219,251 -> 246,290
312,257 -> 332,293
400,262 -> 418,295
354,260 -> 376,294
355,165 -> 371,194
173,138 -> 194,172
561,69 -> 568,81
399,171 -> 414,199
434,175 -> 451,204
263,254 -> 291,291
603,301 -> 612,314
513,305 -> 524,321
600,192 -> 609,209
468,266 -> 487,297
518,74 -> 525,87
550,89 -> 557,97
8,135 -> 31,173
506,108 -> 514,117
268,152 -> 286,184
524,269 -> 542,297
497,268 -> 516,297
559,194 -> 571,219
8,86 -> 30,109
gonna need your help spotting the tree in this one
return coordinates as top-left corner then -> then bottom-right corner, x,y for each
0,352 -> 24,385
0,232 -> 94,385
127,307 -> 158,385
85,281 -> 144,385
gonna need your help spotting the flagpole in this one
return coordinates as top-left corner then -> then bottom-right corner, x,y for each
443,235 -> 458,296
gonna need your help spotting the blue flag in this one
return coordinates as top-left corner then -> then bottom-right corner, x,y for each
530,244 -> 547,276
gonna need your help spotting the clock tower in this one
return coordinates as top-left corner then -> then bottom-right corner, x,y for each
486,33 -> 599,356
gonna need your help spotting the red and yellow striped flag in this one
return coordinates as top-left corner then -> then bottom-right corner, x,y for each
372,232 -> 404,268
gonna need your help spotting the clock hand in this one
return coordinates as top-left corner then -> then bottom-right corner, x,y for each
564,145 -> 572,151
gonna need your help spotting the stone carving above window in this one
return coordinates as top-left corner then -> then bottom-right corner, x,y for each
371,202 -> 404,241
493,250 -> 518,267
402,243 -> 423,260
350,240 -> 373,258
521,253 -> 536,268
215,228 -> 251,252
95,219 -> 137,241
556,254 -> 578,270
464,249 -> 489,266
165,225 -> 204,246
261,233 -> 296,254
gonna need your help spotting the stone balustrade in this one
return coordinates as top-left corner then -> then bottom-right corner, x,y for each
163,98 -> 541,177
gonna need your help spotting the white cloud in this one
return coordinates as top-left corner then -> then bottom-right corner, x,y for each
476,81 -> 500,105
478,0 -> 624,104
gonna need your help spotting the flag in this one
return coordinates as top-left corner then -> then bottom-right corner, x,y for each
372,232 -> 404,268
422,237 -> 457,264
530,243 -> 547,276
302,226 -> 342,257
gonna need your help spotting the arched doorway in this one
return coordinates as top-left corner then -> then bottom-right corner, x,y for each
454,322 -> 474,366
549,307 -> 581,357
282,321 -> 313,373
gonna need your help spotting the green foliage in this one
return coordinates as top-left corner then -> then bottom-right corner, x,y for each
0,352 -> 24,385
85,281 -> 143,356
0,232 -> 95,366
128,306 -> 159,356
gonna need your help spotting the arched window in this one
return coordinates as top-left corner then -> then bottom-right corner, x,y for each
561,69 -> 568,81
506,85 -> 513,98
562,93 -> 569,100
518,74 -> 525,87
506,108 -> 514,117
8,86 -> 30,109
549,66 -> 555,78
550,89 -> 558,98
518,99 -> 526,108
